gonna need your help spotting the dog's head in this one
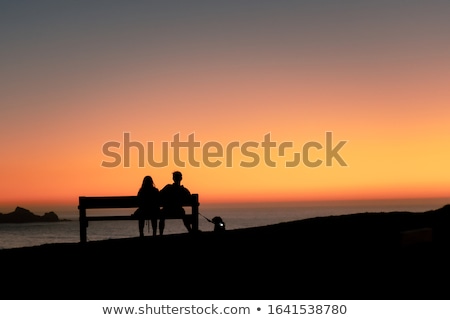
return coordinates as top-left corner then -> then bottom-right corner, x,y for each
211,216 -> 225,231
212,216 -> 223,224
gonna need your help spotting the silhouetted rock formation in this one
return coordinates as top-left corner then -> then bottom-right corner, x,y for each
0,207 -> 59,223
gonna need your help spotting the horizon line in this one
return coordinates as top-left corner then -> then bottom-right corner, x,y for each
1,196 -> 449,215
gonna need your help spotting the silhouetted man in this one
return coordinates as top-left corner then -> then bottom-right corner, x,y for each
159,171 -> 192,234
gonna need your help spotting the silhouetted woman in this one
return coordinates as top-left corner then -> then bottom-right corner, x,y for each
136,175 -> 160,237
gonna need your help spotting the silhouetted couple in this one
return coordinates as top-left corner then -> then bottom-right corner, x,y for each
136,171 -> 192,237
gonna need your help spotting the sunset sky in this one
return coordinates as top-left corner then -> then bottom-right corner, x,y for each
1,1 -> 449,214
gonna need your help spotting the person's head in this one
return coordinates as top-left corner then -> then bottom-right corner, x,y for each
172,171 -> 182,184
142,175 -> 155,188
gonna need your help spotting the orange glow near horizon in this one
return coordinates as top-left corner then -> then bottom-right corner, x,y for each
1,2 -> 450,213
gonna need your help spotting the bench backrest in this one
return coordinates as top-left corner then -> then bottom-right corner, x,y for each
79,196 -> 139,209
78,195 -> 198,209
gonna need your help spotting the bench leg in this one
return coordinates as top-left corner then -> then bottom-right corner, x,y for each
191,194 -> 199,232
79,208 -> 87,243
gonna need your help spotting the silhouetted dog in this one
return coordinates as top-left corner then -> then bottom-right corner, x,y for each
211,216 -> 225,232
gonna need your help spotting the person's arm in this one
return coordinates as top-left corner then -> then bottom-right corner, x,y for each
159,185 -> 170,206
182,186 -> 191,203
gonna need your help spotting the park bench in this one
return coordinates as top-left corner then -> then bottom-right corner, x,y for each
78,194 -> 199,243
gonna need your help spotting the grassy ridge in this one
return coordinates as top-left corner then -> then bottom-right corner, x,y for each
1,205 -> 450,300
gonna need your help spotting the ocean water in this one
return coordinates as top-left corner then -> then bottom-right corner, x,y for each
0,199 -> 448,250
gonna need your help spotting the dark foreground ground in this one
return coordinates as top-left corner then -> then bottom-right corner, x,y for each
1,205 -> 450,300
